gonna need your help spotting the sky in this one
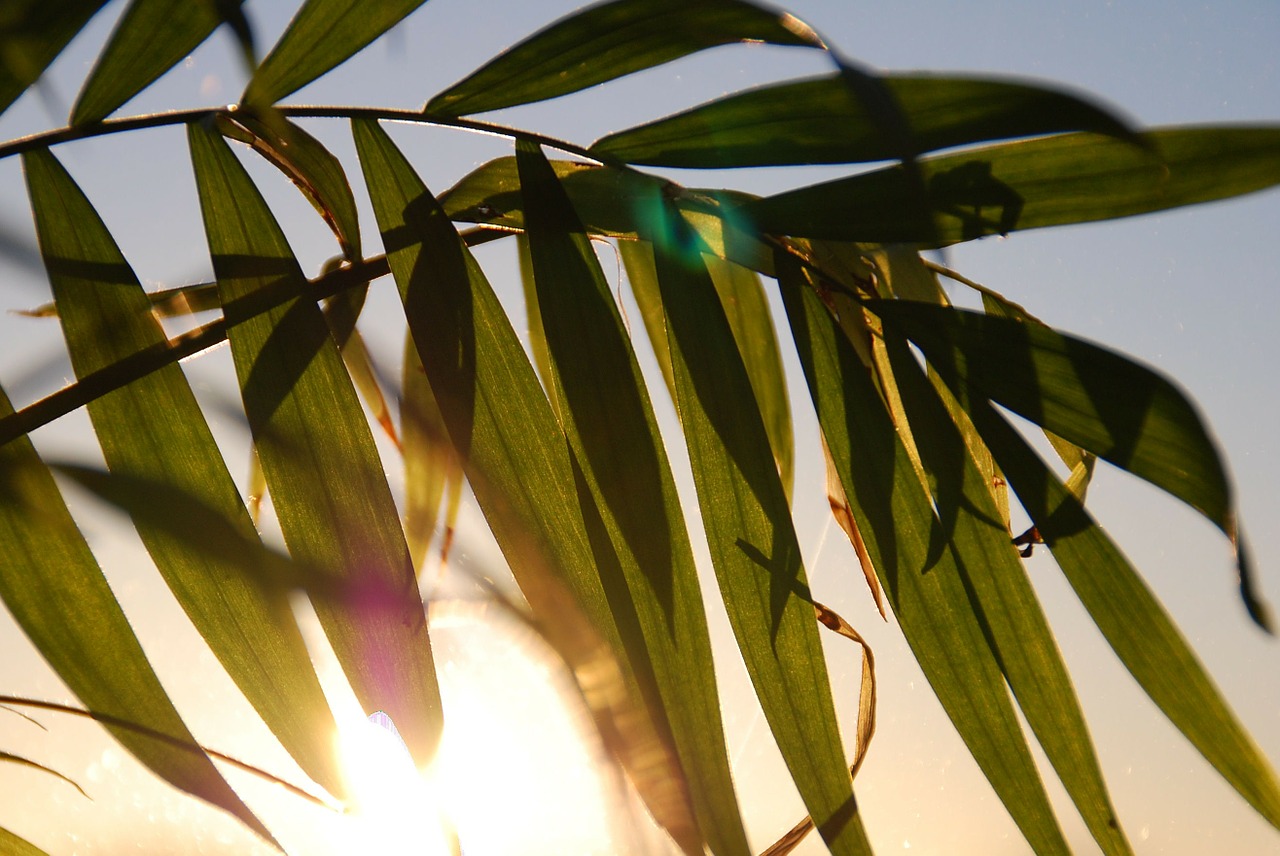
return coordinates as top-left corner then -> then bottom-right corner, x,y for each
0,1 -> 1277,854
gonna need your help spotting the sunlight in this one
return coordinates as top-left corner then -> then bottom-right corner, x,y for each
334,711 -> 453,856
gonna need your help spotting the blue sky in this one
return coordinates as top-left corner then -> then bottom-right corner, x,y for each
0,2 -> 1276,854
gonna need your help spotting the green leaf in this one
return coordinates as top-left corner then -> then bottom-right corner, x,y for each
743,126 -> 1280,245
882,331 -> 1132,855
869,299 -> 1269,629
649,206 -> 869,855
217,111 -> 362,260
0,826 -> 51,856
425,0 -> 823,117
243,0 -> 429,107
441,156 -> 774,274
0,383 -> 277,847
400,327 -> 462,575
187,120 -> 443,766
24,147 -> 347,798
0,0 -> 108,118
593,72 -> 1139,168
71,0 -> 236,125
515,140 -> 751,856
778,261 -> 1070,854
351,118 -> 706,854
960,394 -> 1280,831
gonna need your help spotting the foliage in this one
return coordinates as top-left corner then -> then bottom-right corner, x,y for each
0,1 -> 1278,853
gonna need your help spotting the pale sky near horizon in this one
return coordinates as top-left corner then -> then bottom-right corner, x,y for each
0,2 -> 1277,854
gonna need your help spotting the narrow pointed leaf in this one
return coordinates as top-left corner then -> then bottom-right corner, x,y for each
322,282 -> 399,447
883,331 -> 1132,855
743,127 -> 1280,245
0,384 -> 276,846
424,0 -> 823,117
516,141 -> 750,856
25,146 -> 347,799
441,156 -> 774,275
869,299 -> 1269,628
620,240 -> 793,501
961,394 -> 1280,830
71,0 -> 237,125
188,121 -> 443,765
243,0 -> 429,107
351,118 -> 705,854
0,0 -> 108,118
218,112 -> 362,260
650,209 -> 869,855
593,72 -> 1139,168
401,328 -> 462,575
778,260 -> 1070,854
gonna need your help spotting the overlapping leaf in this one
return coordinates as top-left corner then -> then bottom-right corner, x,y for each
516,141 -> 751,856
351,119 -> 708,855
0,384 -> 276,846
24,147 -> 346,798
778,262 -> 1070,854
71,0 -> 241,125
869,299 -> 1269,628
593,72 -> 1139,168
243,0 -> 429,107
188,121 -> 443,765
649,207 -> 869,855
959,393 -> 1280,830
0,826 -> 50,856
424,0 -> 823,117
744,127 -> 1280,245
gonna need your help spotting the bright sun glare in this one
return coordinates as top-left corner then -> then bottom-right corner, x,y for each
314,601 -> 638,856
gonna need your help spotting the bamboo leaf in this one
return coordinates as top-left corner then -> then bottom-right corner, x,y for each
593,72 -> 1139,168
243,0 -> 429,107
0,0 -> 108,118
218,112 -> 362,260
821,435 -> 884,620
882,330 -> 1132,855
869,299 -> 1270,629
650,208 -> 870,855
778,259 -> 1070,854
24,146 -> 347,800
618,241 -> 677,398
424,0 -> 823,117
441,156 -> 774,275
0,826 -> 50,856
743,127 -> 1280,245
400,328 -> 462,575
351,118 -> 706,854
187,120 -> 443,765
961,394 -> 1280,830
70,0 -> 237,125
0,384 -> 277,847
515,140 -> 750,856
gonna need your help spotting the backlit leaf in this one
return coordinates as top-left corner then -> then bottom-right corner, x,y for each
188,120 -> 443,765
25,146 -> 346,798
0,383 -> 277,847
743,127 -> 1280,245
352,118 -> 706,854
779,259 -> 1070,854
71,0 -> 236,125
593,72 -> 1138,168
424,0 -> 823,117
870,299 -> 1269,628
0,826 -> 51,856
651,207 -> 870,855
516,140 -> 750,856
243,0 -> 429,107
962,394 -> 1280,830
